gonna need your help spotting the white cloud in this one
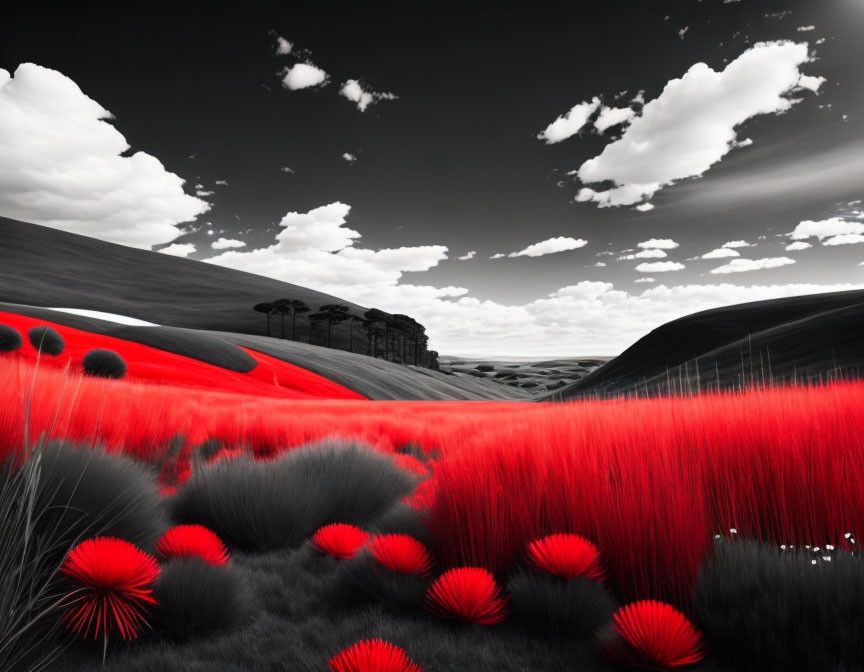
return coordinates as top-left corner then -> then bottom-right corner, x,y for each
575,42 -> 822,207
634,277 -> 656,283
595,262 -> 607,267
537,97 -> 600,144
339,79 -> 397,112
507,236 -> 588,258
635,203 -> 655,212
785,241 -> 812,251
722,240 -> 751,248
735,137 -> 754,147
710,257 -> 795,274
594,106 -> 636,133
638,238 -> 679,249
797,25 -> 815,32
457,251 -> 476,260
619,249 -> 667,260
0,63 -> 208,248
215,179 -> 229,186
823,233 -> 864,246
797,74 -> 826,92
678,26 -> 689,39
281,63 -> 329,90
635,261 -> 685,273
342,153 -> 357,163
159,243 -> 196,257
490,253 -> 506,259
275,35 -> 293,55
702,248 -> 740,259
211,238 -> 247,250
790,218 -> 864,240
281,166 -> 295,173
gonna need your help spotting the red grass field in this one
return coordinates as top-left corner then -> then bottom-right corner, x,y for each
3,351 -> 863,607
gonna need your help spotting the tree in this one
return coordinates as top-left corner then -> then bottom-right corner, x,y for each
272,299 -> 292,339
253,303 -> 275,337
288,300 -> 310,340
347,315 -> 367,354
364,309 -> 389,359
309,304 -> 351,348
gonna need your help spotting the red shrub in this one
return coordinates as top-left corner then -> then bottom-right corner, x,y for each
425,567 -> 508,624
369,534 -> 433,575
312,523 -> 370,559
60,537 -> 160,641
526,533 -> 605,580
328,639 -> 421,672
602,600 -> 705,670
155,525 -> 229,565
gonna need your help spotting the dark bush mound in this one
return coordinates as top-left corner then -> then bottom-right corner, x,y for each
338,550 -> 429,610
508,570 -> 617,639
35,443 -> 166,552
27,326 -> 65,355
170,439 -> 417,552
694,539 -> 864,671
0,324 -> 23,352
369,504 -> 433,548
82,348 -> 127,379
154,558 -> 253,640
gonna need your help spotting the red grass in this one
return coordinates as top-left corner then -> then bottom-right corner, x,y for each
207,447 -> 246,463
526,533 -> 605,581
602,600 -> 705,670
60,537 -> 160,641
425,567 -> 508,624
368,534 -> 434,575
155,525 -> 230,565
312,523 -> 370,559
328,639 -> 421,672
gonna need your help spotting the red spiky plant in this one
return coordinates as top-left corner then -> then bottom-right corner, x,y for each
368,534 -> 434,575
526,533 -> 605,580
312,523 -> 370,559
602,600 -> 705,670
155,524 -> 230,565
425,567 -> 508,624
328,639 -> 421,672
60,537 -> 160,653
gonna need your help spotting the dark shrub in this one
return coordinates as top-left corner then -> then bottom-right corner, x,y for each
0,324 -> 22,352
27,326 -> 65,355
338,550 -> 429,611
154,558 -> 253,640
508,570 -> 617,639
170,439 -> 417,551
35,443 -> 166,552
694,539 -> 864,671
370,504 -> 433,548
82,349 -> 127,379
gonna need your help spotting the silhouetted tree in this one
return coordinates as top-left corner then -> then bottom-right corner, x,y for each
272,299 -> 292,338
347,315 -> 367,354
309,304 -> 351,347
253,302 -> 275,337
363,309 -> 389,358
288,300 -> 310,340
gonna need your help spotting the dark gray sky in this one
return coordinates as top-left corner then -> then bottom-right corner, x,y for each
2,0 -> 863,355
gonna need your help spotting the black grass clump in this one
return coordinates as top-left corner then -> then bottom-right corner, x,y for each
338,550 -> 429,611
369,503 -> 433,548
81,348 -> 127,379
508,570 -> 617,640
0,324 -> 22,352
694,539 -> 864,671
27,325 -> 65,355
154,558 -> 254,641
35,442 -> 166,552
170,439 -> 417,552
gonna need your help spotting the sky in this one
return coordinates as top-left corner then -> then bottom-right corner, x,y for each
1,0 -> 864,356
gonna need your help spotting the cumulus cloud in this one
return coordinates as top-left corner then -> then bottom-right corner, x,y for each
211,238 -> 246,250
0,63 -> 208,248
457,251 -> 476,260
342,153 -> 357,163
634,277 -> 656,283
575,42 -> 822,207
710,257 -> 795,274
638,238 -> 679,249
785,241 -> 812,251
537,97 -> 600,144
790,218 -> 864,240
797,25 -> 815,32
701,248 -> 740,259
281,63 -> 329,90
594,106 -> 636,133
635,261 -> 685,273
339,79 -> 397,112
274,35 -> 293,55
159,243 -> 196,257
722,240 -> 751,248
490,253 -> 506,259
635,203 -> 655,212
823,233 -> 864,246
619,249 -> 667,260
507,236 -> 588,258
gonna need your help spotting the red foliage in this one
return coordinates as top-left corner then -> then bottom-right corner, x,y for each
312,523 -> 370,559
425,567 -> 508,624
526,533 -> 605,581
60,537 -> 160,641
155,525 -> 230,565
207,447 -> 246,464
602,600 -> 705,670
328,639 -> 421,672
368,534 -> 433,575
